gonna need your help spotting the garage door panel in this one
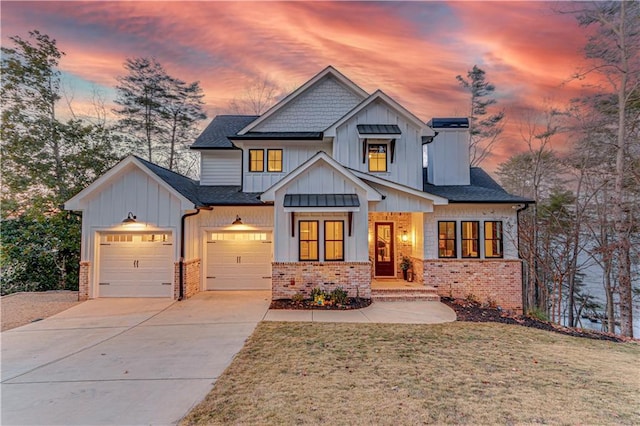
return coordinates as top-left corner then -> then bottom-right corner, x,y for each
206,234 -> 272,290
98,233 -> 173,298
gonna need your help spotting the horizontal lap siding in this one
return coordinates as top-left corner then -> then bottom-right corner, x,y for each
200,151 -> 241,185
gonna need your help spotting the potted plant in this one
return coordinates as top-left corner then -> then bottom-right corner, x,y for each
400,256 -> 412,280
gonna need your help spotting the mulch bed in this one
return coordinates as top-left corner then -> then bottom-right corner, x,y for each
270,298 -> 371,310
440,297 -> 627,343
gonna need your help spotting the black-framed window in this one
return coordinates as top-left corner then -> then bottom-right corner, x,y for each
484,221 -> 504,258
324,221 -> 344,261
461,221 -> 480,258
248,149 -> 264,172
368,144 -> 387,172
299,220 -> 319,261
267,149 -> 283,172
438,221 -> 456,258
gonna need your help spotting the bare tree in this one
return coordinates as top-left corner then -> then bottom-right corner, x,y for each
228,74 -> 281,115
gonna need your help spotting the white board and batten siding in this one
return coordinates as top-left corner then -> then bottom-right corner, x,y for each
367,182 -> 434,213
239,141 -> 332,193
333,100 -> 424,190
200,151 -> 241,186
272,163 -> 369,262
426,129 -> 471,186
75,165 -> 187,298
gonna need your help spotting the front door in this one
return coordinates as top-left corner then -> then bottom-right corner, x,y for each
374,222 -> 394,277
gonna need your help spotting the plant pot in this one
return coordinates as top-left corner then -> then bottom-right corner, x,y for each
402,269 -> 408,280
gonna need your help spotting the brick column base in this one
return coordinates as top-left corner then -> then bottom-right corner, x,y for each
174,259 -> 201,300
79,261 -> 90,301
272,262 -> 371,300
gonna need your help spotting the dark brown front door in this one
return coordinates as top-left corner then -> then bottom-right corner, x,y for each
374,222 -> 394,277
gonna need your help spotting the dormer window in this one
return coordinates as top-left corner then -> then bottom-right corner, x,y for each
368,144 -> 387,172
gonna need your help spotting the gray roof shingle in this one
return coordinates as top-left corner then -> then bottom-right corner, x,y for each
423,167 -> 534,203
135,156 -> 203,206
191,115 -> 259,149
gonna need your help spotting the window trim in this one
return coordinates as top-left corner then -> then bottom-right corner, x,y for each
438,221 -> 457,259
298,220 -> 319,261
266,149 -> 283,173
484,221 -> 504,259
248,149 -> 264,172
324,220 -> 344,261
368,143 -> 388,172
461,221 -> 480,259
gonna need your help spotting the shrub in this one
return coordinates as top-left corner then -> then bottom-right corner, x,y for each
528,307 -> 549,322
291,293 -> 305,303
330,287 -> 348,305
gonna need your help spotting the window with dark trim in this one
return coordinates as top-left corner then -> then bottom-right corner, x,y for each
484,221 -> 504,258
438,221 -> 456,258
324,221 -> 344,261
267,149 -> 283,172
461,221 -> 479,258
299,221 -> 319,261
248,149 -> 264,172
368,144 -> 387,172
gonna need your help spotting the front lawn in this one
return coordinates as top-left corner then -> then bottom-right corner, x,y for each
182,322 -> 639,425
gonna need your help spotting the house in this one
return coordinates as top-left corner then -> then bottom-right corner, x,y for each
65,66 -> 531,311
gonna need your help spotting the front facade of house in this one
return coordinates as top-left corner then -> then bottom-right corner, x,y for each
65,67 -> 530,312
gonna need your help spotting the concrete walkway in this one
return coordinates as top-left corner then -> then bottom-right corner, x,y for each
265,300 -> 456,324
1,291 -> 271,426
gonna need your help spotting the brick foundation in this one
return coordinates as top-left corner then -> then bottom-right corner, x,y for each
79,261 -> 90,301
174,258 -> 201,300
272,262 -> 371,300
423,259 -> 523,313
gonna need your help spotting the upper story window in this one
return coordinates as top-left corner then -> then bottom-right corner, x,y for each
249,149 -> 264,172
438,221 -> 456,258
267,149 -> 283,172
461,221 -> 480,258
368,144 -> 387,172
484,221 -> 503,258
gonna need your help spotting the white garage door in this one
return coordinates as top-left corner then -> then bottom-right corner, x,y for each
206,231 -> 272,290
98,232 -> 173,297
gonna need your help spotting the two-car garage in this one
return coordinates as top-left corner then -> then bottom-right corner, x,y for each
96,230 -> 273,297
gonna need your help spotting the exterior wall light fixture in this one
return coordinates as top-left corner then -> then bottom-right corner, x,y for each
122,212 -> 137,224
232,215 -> 243,225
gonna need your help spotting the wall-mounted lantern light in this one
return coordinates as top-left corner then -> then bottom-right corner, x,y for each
401,231 -> 409,242
232,215 -> 243,225
122,212 -> 137,224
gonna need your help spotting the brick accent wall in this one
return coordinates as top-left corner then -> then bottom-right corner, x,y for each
423,259 -> 523,313
272,262 -> 371,299
410,257 -> 424,284
79,261 -> 90,301
173,259 -> 201,300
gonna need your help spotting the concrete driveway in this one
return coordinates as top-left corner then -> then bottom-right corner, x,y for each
1,291 -> 271,426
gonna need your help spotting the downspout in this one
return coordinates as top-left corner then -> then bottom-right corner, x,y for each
179,207 -> 212,300
516,203 -> 530,313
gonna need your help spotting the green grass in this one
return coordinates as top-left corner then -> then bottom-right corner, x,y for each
182,322 -> 640,425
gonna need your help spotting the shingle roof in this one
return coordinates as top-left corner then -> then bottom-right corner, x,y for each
134,156 -> 203,206
423,167 -> 534,203
231,132 -> 323,140
135,156 -> 265,206
284,194 -> 360,208
357,124 -> 401,135
197,186 -> 264,205
191,115 -> 259,149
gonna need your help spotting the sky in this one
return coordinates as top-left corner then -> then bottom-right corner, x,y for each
2,1 -> 598,172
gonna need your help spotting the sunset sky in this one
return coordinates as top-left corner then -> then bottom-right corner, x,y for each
2,1 -> 599,171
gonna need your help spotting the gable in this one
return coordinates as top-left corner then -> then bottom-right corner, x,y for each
252,75 -> 365,132
239,67 -> 368,134
280,161 -> 362,195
